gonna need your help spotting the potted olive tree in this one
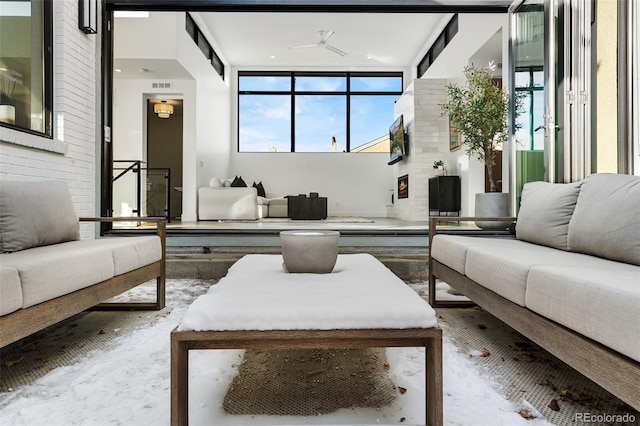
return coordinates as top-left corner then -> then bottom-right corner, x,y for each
440,62 -> 522,228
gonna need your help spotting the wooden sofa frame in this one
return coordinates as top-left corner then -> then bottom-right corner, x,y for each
428,216 -> 640,411
0,217 -> 166,348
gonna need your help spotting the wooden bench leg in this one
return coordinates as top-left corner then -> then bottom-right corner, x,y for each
92,275 -> 166,311
426,334 -> 443,426
171,334 -> 189,426
156,275 -> 166,309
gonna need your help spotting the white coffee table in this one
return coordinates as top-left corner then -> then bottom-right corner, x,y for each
171,253 -> 442,426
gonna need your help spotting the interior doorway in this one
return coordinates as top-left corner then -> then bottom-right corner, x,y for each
146,99 -> 183,220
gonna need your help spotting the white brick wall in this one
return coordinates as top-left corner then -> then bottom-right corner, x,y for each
0,0 -> 100,238
389,78 -> 459,221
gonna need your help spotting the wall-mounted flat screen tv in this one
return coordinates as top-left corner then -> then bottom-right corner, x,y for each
388,115 -> 406,165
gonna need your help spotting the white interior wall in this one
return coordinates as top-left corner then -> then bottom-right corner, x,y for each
115,12 -> 177,60
112,79 -> 195,216
113,12 -> 229,222
226,66 -> 407,217
230,153 -> 392,217
175,14 -> 231,221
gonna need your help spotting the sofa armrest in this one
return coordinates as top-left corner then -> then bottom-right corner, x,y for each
197,187 -> 259,220
79,216 -> 166,241
79,217 -> 166,311
428,216 -> 516,308
428,216 -> 517,252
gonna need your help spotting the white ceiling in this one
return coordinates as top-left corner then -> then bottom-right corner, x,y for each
114,9 -> 506,80
197,12 -> 448,68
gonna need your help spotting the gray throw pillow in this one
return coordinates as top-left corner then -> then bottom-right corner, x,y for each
0,180 -> 80,253
516,181 -> 582,250
567,173 -> 640,265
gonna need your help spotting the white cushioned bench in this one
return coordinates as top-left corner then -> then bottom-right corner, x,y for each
0,180 -> 166,347
428,173 -> 640,410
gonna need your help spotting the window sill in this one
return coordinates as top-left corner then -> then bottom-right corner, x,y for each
0,127 -> 67,155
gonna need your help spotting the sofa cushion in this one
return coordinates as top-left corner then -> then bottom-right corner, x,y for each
90,236 -> 162,276
0,180 -> 80,253
267,197 -> 288,218
431,235 -> 501,275
516,181 -> 582,250
525,264 -> 640,362
0,240 -> 115,308
0,265 -> 22,316
463,239 -> 627,306
568,173 -> 640,265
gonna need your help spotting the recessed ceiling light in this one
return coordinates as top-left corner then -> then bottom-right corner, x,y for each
270,55 -> 276,59
115,68 -> 122,72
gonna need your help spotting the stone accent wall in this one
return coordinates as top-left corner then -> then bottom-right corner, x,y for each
389,79 -> 457,221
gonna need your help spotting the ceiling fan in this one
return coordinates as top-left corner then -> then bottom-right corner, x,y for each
289,30 -> 347,57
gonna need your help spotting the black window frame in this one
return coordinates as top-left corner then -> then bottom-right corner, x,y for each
186,13 -> 224,79
0,0 -> 54,138
237,71 -> 403,153
417,14 -> 458,78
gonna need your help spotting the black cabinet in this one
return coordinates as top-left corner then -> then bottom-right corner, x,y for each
288,196 -> 328,220
429,176 -> 461,216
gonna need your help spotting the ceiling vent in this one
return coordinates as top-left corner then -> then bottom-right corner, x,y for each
152,82 -> 172,89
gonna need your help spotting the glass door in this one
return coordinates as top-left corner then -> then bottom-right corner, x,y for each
510,0 -> 600,208
509,0 -> 558,210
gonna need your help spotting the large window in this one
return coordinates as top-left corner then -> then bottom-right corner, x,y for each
238,72 -> 402,152
0,0 -> 52,136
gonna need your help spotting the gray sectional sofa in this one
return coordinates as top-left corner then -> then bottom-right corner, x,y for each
428,173 -> 640,410
0,180 -> 166,348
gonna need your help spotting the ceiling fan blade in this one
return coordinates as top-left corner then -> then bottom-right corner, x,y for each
325,44 -> 347,56
319,30 -> 335,43
289,43 -> 320,50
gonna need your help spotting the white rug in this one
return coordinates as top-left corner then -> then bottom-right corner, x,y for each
0,279 -> 554,426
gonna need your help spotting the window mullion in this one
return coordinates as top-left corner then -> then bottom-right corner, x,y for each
346,71 -> 352,152
291,73 -> 295,152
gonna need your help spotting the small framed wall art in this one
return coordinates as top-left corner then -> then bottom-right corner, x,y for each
398,174 -> 409,199
449,117 -> 462,151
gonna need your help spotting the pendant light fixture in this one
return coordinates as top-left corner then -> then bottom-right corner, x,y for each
154,100 -> 173,119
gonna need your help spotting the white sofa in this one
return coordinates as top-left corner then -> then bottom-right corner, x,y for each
198,180 -> 289,220
0,180 -> 166,348
428,173 -> 640,410
198,187 -> 261,220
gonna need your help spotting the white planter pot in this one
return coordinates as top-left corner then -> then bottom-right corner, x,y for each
0,105 -> 15,125
474,192 -> 510,230
280,230 -> 340,273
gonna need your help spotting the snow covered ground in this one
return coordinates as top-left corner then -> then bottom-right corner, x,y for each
0,278 -> 554,426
